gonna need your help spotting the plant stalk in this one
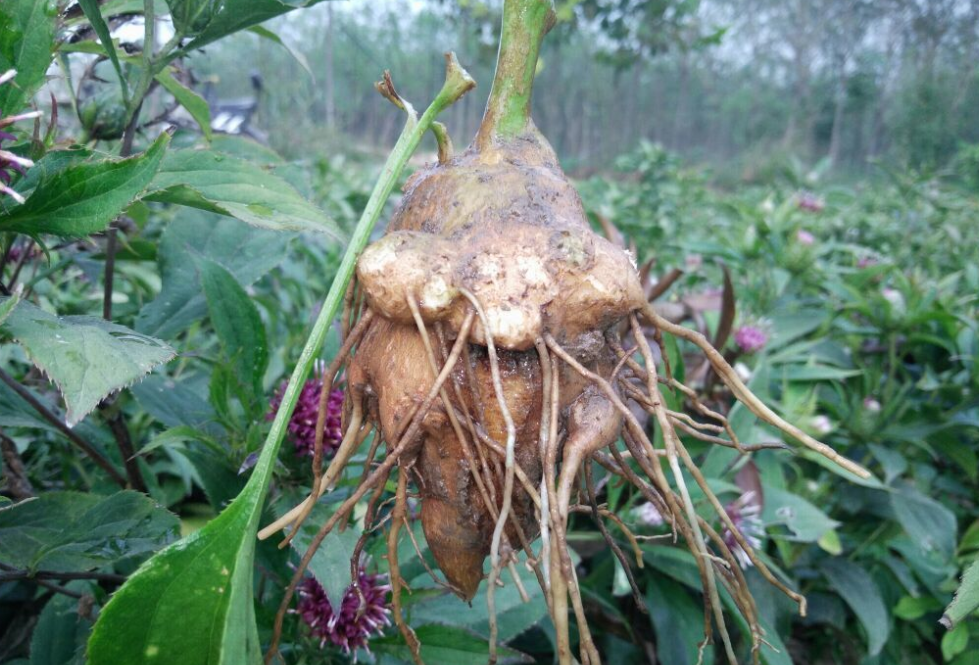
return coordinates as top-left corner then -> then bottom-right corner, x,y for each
476,0 -> 555,146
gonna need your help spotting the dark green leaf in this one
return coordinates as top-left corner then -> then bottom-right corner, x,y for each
0,0 -> 55,114
30,586 -> 95,665
165,0 -> 219,37
0,134 -> 170,238
0,289 -> 19,326
130,374 -> 217,430
135,210 -> 290,339
408,553 -> 548,643
181,0 -> 331,53
143,149 -> 343,238
820,559 -> 890,656
372,625 -> 529,665
890,484 -> 957,560
0,298 -> 176,426
77,0 -> 129,101
646,576 -> 713,665
941,622 -> 969,661
155,67 -> 212,140
0,491 -> 179,573
200,258 -> 268,399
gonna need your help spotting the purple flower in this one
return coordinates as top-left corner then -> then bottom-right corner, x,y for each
268,362 -> 344,458
796,229 -> 816,245
796,192 -> 824,213
635,501 -> 664,527
734,325 -> 768,354
0,69 -> 40,204
722,491 -> 764,569
857,256 -> 878,269
296,569 -> 391,654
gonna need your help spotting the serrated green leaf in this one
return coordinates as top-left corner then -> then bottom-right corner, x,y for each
0,298 -> 175,426
143,149 -> 343,239
0,134 -> 170,238
135,210 -> 290,339
372,624 -> 529,665
0,491 -> 179,573
820,559 -> 890,656
943,560 -> 979,628
155,67 -> 212,140
0,0 -> 55,114
77,0 -> 129,102
200,258 -> 267,400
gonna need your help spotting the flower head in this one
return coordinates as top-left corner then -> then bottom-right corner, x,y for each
0,69 -> 40,204
268,361 -> 344,458
634,501 -> 665,527
795,229 -> 816,245
296,569 -> 391,654
810,414 -> 833,435
722,491 -> 764,569
734,325 -> 768,354
796,192 -> 824,213
857,256 -> 878,269
863,396 -> 881,413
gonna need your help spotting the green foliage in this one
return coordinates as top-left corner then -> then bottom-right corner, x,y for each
0,491 -> 178,572
0,134 -> 170,238
0,0 -> 54,114
0,298 -> 175,426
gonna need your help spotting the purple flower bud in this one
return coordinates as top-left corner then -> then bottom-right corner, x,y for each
268,363 -> 345,458
296,569 -> 391,653
635,501 -> 664,527
796,229 -> 816,245
857,256 -> 877,269
863,397 -> 881,413
734,325 -> 768,354
796,192 -> 824,213
0,70 -> 35,204
721,491 -> 764,569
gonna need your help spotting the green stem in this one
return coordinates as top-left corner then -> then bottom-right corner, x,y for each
477,0 -> 554,144
246,55 -> 475,509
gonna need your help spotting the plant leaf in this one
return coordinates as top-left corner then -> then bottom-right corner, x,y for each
942,559 -> 979,629
0,134 -> 170,238
86,481 -> 265,665
181,0 -> 332,53
820,559 -> 890,656
890,484 -> 957,560
155,67 -> 212,140
143,149 -> 343,239
0,491 -> 178,573
0,0 -> 55,114
289,510 -> 359,608
200,257 -> 268,400
246,25 -> 313,77
0,298 -> 176,426
77,0 -> 129,101
135,210 -> 291,339
30,584 -> 96,665
0,290 -> 19,327
372,625 -> 529,665
762,486 -> 840,542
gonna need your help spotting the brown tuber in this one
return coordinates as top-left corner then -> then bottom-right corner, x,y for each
263,1 -> 870,663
